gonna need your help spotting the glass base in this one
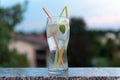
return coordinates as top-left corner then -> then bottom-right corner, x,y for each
48,68 -> 68,75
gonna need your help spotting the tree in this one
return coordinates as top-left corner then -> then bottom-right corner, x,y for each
68,18 -> 91,67
0,1 -> 29,67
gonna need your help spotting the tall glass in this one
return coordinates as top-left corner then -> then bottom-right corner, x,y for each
46,17 -> 70,74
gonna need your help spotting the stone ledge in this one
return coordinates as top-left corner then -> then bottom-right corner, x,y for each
0,77 -> 119,80
1,68 -> 120,77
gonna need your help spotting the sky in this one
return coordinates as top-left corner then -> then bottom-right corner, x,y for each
1,0 -> 120,33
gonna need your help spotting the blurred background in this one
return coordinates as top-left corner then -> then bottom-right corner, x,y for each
0,0 -> 120,67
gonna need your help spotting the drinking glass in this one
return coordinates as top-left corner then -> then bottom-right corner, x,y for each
46,16 -> 70,74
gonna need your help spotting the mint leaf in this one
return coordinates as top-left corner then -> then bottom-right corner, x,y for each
59,25 -> 65,34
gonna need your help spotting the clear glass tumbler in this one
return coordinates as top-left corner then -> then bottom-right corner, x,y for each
46,16 -> 70,74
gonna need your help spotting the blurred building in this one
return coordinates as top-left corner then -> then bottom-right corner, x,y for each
8,33 -> 49,67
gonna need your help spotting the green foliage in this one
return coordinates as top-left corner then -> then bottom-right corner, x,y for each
68,17 -> 120,67
0,1 -> 29,67
91,57 -> 110,67
0,49 -> 29,67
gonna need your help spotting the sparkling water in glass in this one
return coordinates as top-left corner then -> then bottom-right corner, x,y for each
46,17 -> 70,74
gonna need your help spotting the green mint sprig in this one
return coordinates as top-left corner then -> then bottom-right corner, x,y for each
59,25 -> 65,34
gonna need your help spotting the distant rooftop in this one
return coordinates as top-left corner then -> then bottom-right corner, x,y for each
11,33 -> 48,48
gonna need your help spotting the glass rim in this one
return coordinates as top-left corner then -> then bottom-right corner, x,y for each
47,16 -> 69,18
46,16 -> 69,24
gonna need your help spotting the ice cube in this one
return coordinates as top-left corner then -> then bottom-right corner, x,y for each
60,20 -> 70,29
56,24 -> 69,40
46,24 -> 59,38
